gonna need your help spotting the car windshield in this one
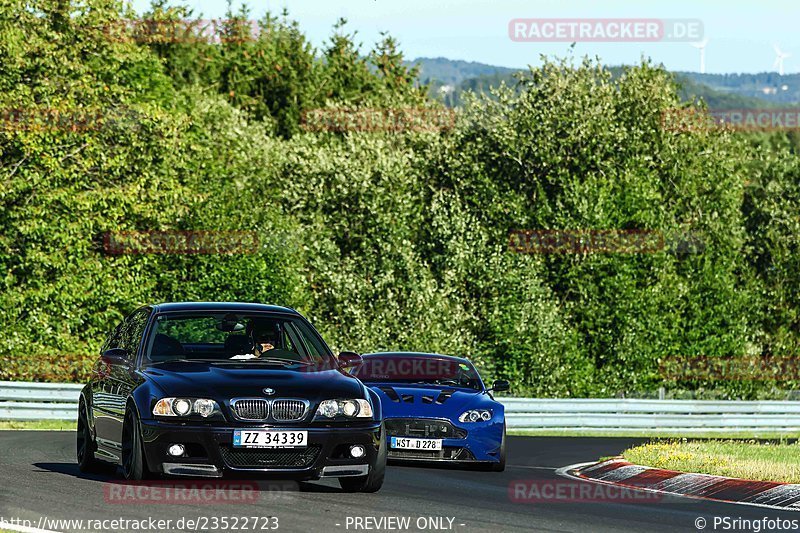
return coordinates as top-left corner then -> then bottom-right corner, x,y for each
353,355 -> 483,390
143,312 -> 334,367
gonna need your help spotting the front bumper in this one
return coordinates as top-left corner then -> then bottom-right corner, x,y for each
384,417 -> 502,464
140,420 -> 383,480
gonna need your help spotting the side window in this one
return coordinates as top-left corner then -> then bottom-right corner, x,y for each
119,309 -> 151,359
291,320 -> 329,359
280,326 -> 295,353
100,322 -> 123,354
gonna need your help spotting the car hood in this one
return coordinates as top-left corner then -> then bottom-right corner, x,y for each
368,383 -> 492,418
141,361 -> 365,401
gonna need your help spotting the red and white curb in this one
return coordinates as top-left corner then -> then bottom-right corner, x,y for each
556,459 -> 800,512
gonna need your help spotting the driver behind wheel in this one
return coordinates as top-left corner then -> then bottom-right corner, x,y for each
248,320 -> 277,358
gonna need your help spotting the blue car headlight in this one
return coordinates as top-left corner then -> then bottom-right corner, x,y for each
459,409 -> 492,422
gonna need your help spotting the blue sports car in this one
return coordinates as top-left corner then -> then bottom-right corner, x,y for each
354,352 -> 509,471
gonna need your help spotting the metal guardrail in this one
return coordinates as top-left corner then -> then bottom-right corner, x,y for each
3,381 -> 800,432
0,381 -> 82,420
499,398 -> 800,433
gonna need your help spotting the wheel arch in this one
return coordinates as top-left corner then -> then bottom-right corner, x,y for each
78,385 -> 95,429
127,378 -> 158,421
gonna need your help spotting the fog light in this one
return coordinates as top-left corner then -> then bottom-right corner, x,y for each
168,444 -> 185,457
350,445 -> 365,458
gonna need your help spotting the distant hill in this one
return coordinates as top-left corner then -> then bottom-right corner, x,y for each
408,57 -> 800,110
676,72 -> 800,106
407,57 -> 519,87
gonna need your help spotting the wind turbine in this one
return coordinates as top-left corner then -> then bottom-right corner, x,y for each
691,38 -> 709,74
774,44 -> 790,76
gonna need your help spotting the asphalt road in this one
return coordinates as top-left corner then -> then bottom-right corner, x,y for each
1,432 -> 798,533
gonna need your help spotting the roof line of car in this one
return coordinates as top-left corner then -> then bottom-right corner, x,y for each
149,302 -> 300,315
363,352 -> 470,363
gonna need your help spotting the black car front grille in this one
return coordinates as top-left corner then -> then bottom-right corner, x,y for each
231,399 -> 269,420
272,400 -> 307,421
220,445 -> 321,469
385,418 -> 467,439
389,446 -> 475,461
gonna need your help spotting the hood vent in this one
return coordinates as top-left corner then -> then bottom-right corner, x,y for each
436,390 -> 455,404
377,387 -> 457,405
379,386 -> 400,403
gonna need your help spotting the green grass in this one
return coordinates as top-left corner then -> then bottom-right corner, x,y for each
509,429 -> 800,439
0,420 -> 75,430
622,440 -> 800,483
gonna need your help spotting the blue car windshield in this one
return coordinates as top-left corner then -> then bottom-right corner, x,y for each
354,356 -> 483,390
143,312 -> 334,366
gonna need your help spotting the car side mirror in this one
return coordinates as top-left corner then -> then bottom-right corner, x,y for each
338,351 -> 363,369
490,379 -> 510,393
101,348 -> 129,366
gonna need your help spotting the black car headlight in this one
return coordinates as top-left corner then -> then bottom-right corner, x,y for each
458,409 -> 492,422
315,399 -> 373,419
153,398 -> 219,418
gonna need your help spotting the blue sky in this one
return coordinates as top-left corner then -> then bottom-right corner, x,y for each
128,0 -> 798,74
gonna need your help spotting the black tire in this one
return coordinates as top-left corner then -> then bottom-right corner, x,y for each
491,423 -> 507,472
122,406 -> 153,480
77,399 -> 110,474
339,430 -> 387,493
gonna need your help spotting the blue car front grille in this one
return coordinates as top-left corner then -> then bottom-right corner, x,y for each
385,418 -> 467,439
388,446 -> 475,461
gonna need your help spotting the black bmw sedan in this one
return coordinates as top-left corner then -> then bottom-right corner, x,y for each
77,302 -> 386,492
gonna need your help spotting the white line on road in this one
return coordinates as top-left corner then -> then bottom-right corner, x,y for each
0,521 -> 62,533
